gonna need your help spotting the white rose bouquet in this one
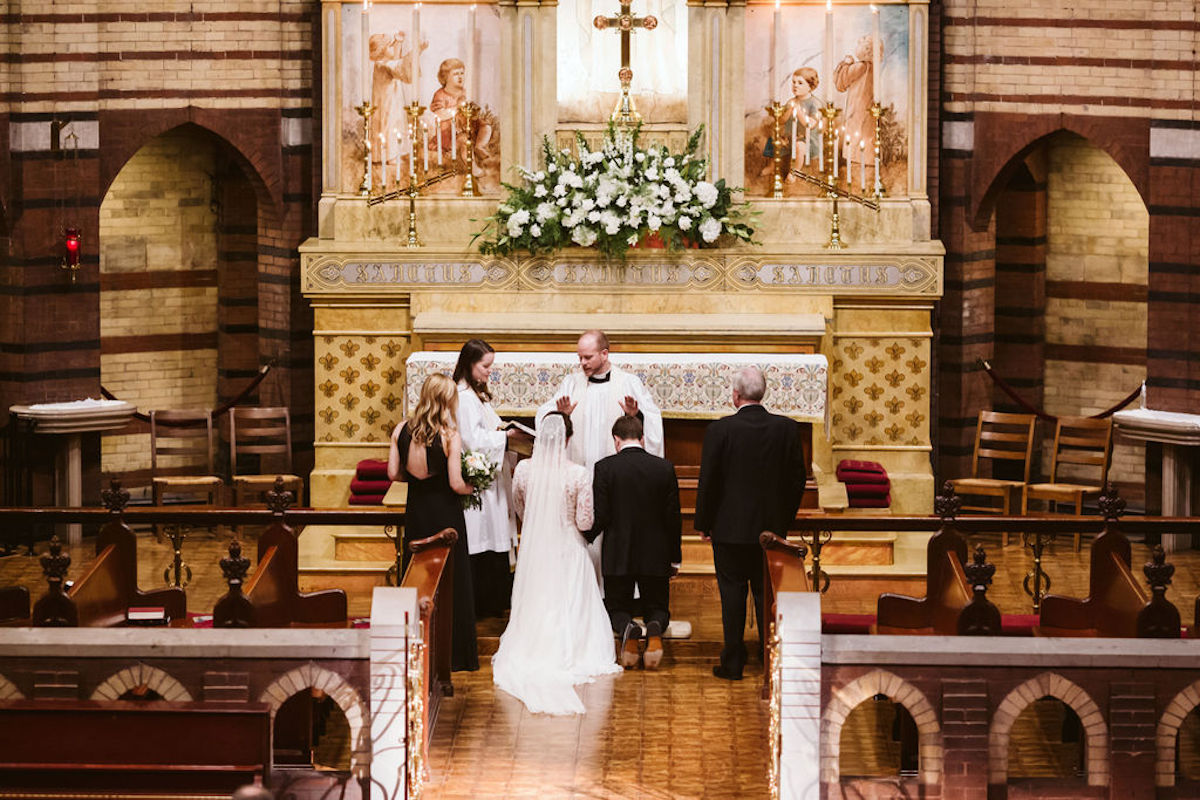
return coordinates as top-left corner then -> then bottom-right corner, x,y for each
460,450 -> 498,511
474,123 -> 756,261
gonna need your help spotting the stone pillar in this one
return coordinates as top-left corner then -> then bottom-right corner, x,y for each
940,678 -> 989,800
1109,681 -> 1157,800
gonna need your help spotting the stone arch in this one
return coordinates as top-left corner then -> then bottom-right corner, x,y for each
970,116 -> 1148,232
91,663 -> 193,702
259,662 -> 371,775
0,672 -> 24,700
988,672 -> 1108,786
1155,679 -> 1200,787
820,669 -> 943,786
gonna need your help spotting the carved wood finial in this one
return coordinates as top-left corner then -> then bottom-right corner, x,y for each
964,543 -> 996,592
1144,544 -> 1174,594
40,535 -> 71,587
220,539 -> 252,590
1098,483 -> 1125,521
265,477 -> 294,515
934,481 -> 960,521
100,478 -> 130,513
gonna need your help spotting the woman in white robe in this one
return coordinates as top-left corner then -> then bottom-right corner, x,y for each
453,339 -> 524,618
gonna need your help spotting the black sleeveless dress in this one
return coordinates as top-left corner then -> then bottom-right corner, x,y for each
397,425 -> 479,672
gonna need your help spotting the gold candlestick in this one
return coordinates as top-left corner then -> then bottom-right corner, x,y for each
404,101 -> 427,248
766,100 -> 788,199
459,101 -> 479,197
820,102 -> 844,249
871,102 -> 884,200
356,101 -> 374,197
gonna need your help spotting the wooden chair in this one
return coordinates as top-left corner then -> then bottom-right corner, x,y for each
949,411 -> 1037,546
150,410 -> 222,535
229,407 -> 304,506
1022,416 -> 1113,551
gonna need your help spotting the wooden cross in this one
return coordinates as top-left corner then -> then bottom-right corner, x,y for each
593,0 -> 658,123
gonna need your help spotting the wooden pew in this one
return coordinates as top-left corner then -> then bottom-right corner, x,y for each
400,528 -> 458,771
874,522 -> 972,635
760,531 -> 809,699
0,699 -> 269,794
0,585 -> 29,625
33,514 -> 186,627
218,517 -> 347,628
1035,521 -> 1147,637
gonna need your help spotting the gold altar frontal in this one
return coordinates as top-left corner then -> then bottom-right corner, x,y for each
298,196 -> 944,596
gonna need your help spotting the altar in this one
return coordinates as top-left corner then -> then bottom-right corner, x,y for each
297,0 -> 943,591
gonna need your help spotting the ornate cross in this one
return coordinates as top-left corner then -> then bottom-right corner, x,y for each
593,0 -> 658,125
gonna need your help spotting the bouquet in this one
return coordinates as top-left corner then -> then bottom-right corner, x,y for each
473,122 -> 757,261
460,450 -> 499,511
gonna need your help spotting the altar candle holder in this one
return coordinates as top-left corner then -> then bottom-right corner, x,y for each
404,100 -> 427,247
459,101 -> 480,197
766,100 -> 788,199
356,101 -> 374,197
871,102 -> 884,199
820,102 -> 844,249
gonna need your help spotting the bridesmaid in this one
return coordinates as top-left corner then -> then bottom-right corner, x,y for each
453,339 -> 528,618
388,373 -> 479,672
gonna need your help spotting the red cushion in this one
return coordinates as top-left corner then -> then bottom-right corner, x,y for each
837,459 -> 887,474
350,479 -> 393,494
849,495 -> 891,508
1001,614 -> 1039,636
349,494 -> 387,505
822,613 -> 876,634
356,459 -> 390,480
845,482 -> 891,498
836,469 -> 891,485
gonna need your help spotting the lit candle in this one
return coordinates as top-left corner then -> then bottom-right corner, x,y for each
435,122 -> 443,166
412,3 -> 422,93
832,126 -> 839,179
804,117 -> 811,166
770,0 -> 781,100
450,108 -> 457,159
871,4 -> 882,101
361,0 -> 372,104
408,128 -> 416,179
845,132 -> 851,180
380,132 -> 387,186
421,121 -> 429,172
818,120 -> 824,173
823,0 -> 833,102
466,4 -> 477,101
791,106 -> 799,162
860,140 -> 867,190
394,128 -> 402,183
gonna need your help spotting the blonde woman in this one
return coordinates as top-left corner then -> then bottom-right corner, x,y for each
388,372 -> 479,672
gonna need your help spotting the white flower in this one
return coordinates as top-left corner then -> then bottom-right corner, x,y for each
695,181 -> 719,208
534,185 -> 547,198
664,157 -> 675,167
572,226 -> 598,247
646,167 -> 659,181
510,209 -> 530,226
547,161 -> 557,173
627,233 -> 639,246
530,223 -> 542,237
678,215 -> 693,231
635,152 -> 645,162
647,215 -> 662,231
534,171 -> 546,182
587,210 -> 601,223
553,184 -> 567,197
699,216 -> 722,242
535,202 -> 556,222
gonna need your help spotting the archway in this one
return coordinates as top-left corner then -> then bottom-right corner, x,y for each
90,663 -> 192,702
1156,679 -> 1200,787
258,663 -> 370,778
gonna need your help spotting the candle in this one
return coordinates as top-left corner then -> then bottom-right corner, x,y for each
466,4 -> 477,101
421,121 -> 429,172
791,106 -> 799,162
361,0 -> 372,103
804,118 -> 811,166
394,128 -> 402,184
408,128 -> 416,179
770,0 -> 781,100
818,121 -> 824,173
832,127 -> 839,179
860,140 -> 867,190
823,0 -> 833,102
845,132 -> 851,181
450,108 -> 457,159
412,3 -> 422,92
436,122 -> 443,166
379,132 -> 387,186
874,153 -> 881,191
871,4 -> 882,100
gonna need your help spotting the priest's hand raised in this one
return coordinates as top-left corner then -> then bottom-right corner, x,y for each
555,395 -> 577,415
619,395 -> 639,417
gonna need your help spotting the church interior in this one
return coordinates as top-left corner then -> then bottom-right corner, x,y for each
0,0 -> 1197,798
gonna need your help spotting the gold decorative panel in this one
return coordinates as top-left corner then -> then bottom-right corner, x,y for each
829,337 -> 930,447
314,335 -> 412,443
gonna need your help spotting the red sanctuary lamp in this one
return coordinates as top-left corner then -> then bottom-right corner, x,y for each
61,227 -> 81,283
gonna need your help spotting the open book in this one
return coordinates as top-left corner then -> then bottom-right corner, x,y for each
501,419 -> 536,456
501,420 -> 536,437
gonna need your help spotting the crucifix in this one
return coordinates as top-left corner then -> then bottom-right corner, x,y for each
593,0 -> 658,126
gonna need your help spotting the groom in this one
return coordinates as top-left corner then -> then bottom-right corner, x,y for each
588,416 -> 681,670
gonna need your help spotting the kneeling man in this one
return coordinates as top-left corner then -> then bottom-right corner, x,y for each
588,415 -> 682,669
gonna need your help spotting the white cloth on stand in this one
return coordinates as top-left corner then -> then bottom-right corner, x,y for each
456,383 -> 518,556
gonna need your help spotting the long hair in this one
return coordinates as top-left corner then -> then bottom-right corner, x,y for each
407,373 -> 458,446
452,338 -> 495,402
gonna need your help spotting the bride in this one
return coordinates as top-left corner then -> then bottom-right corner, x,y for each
491,411 -> 622,715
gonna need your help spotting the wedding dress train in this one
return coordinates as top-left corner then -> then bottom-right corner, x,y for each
491,415 -> 621,715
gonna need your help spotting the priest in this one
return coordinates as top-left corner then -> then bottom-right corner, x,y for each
536,330 -> 664,468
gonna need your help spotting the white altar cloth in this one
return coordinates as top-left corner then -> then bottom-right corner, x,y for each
405,351 -> 828,425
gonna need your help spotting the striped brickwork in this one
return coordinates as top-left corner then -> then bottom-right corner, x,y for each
0,2 -> 319,503
936,0 -> 1198,497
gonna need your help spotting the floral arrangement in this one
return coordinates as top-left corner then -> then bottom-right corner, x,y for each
460,450 -> 498,511
473,124 -> 756,261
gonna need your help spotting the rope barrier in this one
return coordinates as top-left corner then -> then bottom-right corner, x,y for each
977,358 -> 1142,421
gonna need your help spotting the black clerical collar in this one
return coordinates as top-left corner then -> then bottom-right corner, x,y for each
587,372 -> 611,384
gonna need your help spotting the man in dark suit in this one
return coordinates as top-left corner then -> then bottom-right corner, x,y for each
695,366 -> 807,680
588,415 -> 682,670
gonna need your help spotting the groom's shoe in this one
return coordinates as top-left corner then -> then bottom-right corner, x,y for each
643,621 -> 664,670
712,664 -> 744,681
618,622 -> 643,669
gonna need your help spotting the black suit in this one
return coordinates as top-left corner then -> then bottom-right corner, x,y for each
589,445 -> 682,635
694,404 -> 807,675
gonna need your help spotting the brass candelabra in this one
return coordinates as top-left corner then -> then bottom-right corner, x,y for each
356,101 -> 374,197
766,100 -> 788,199
870,102 -> 884,200
459,101 -> 480,197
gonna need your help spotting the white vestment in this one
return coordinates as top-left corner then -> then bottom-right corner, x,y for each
456,383 -> 518,556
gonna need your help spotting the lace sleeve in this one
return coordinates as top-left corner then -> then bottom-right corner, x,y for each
572,467 -> 594,532
512,460 -> 528,519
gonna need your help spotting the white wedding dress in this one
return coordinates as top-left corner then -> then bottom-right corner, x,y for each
491,415 -> 622,715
